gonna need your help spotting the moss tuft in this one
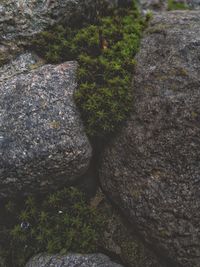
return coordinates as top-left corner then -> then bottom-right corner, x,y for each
29,1 -> 148,138
0,187 -> 104,267
168,0 -> 189,10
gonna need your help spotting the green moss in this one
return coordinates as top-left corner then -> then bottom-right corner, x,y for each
0,52 -> 10,67
0,187 -> 104,267
121,240 -> 146,266
168,0 -> 189,10
29,1 -> 148,138
147,24 -> 168,35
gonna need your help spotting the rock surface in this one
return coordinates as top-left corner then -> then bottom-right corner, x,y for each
0,54 -> 92,198
138,0 -> 200,10
91,190 -> 165,267
100,11 -> 200,267
25,253 -> 124,267
0,0 -> 129,42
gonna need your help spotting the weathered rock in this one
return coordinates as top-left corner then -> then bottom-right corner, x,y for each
0,0 -> 132,66
0,257 -> 5,267
0,54 -> 92,198
0,52 -> 44,80
25,253 -> 124,267
100,11 -> 200,267
138,0 -> 200,10
138,0 -> 167,11
0,0 -> 131,42
91,190 -> 165,267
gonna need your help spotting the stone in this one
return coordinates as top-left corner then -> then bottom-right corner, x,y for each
0,0 -> 132,66
0,54 -> 92,198
138,0 -> 167,11
25,253 -> 124,267
91,190 -> 165,267
138,0 -> 200,10
100,11 -> 200,267
0,0 -> 131,42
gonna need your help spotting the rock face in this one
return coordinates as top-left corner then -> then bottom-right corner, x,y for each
100,11 -> 200,267
0,54 -> 92,198
138,0 -> 167,10
0,0 -> 128,42
25,253 -> 124,267
138,0 -> 200,10
0,0 -> 131,66
91,190 -> 165,267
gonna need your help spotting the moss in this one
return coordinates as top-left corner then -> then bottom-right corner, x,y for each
121,240 -> 147,266
167,0 -> 189,10
0,187 -> 104,267
29,1 -> 148,138
0,51 -> 10,67
147,23 -> 169,35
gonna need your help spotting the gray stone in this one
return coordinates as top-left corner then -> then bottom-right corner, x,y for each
188,0 -> 200,8
25,253 -> 124,267
0,54 -> 92,198
0,52 -> 44,81
0,0 -> 129,42
138,0 -> 167,11
91,190 -> 165,267
0,0 -> 132,66
100,11 -> 200,267
138,0 -> 200,10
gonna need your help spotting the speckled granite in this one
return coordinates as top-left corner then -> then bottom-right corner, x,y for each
0,56 -> 92,198
138,0 -> 200,10
0,0 -> 124,42
0,0 -> 132,65
100,11 -> 200,267
25,253 -> 124,267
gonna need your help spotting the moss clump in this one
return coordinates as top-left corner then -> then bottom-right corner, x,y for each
0,187 -> 103,267
168,0 -> 188,10
30,1 -> 148,138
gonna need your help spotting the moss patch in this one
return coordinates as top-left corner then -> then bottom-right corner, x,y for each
29,1 -> 148,138
168,0 -> 189,10
0,187 -> 104,267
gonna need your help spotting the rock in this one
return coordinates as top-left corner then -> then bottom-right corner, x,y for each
188,0 -> 200,9
138,0 -> 167,11
25,253 -> 124,267
138,0 -> 200,10
0,52 -> 44,80
100,11 -> 200,267
0,54 -> 92,198
0,0 -> 130,43
0,0 -> 132,66
0,257 -> 5,267
91,190 -> 165,267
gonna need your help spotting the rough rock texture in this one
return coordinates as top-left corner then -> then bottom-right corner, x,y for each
0,52 -> 44,80
91,190 -> 165,267
138,0 -> 200,10
0,55 -> 92,198
25,253 -> 124,267
100,11 -> 200,267
0,0 -> 128,42
0,257 -> 5,267
138,0 -> 167,10
0,0 -> 132,66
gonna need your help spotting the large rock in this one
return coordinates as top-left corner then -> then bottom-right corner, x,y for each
138,0 -> 200,10
91,190 -> 165,267
100,11 -> 200,267
0,54 -> 92,198
0,0 -> 131,66
0,0 -> 130,42
25,253 -> 124,267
